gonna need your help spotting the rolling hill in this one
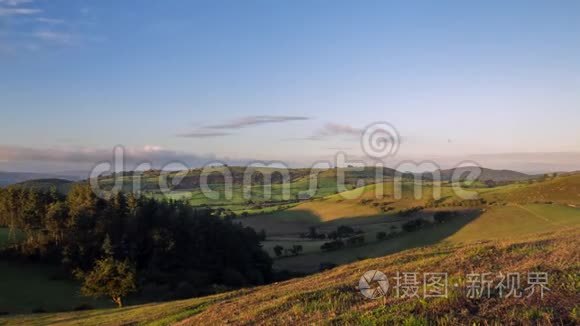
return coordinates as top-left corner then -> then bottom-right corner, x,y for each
13,178 -> 74,193
238,173 -> 580,273
1,168 -> 578,323
2,228 -> 577,325
0,172 -> 80,187
480,173 -> 580,205
435,167 -> 535,182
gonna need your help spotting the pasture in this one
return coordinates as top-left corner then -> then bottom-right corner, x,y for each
244,202 -> 579,273
0,261 -> 110,314
447,203 -> 580,242
0,228 -> 106,314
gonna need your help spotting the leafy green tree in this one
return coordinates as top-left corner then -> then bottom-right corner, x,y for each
320,240 -> 344,251
101,234 -> 114,257
336,225 -> 355,238
273,245 -> 284,257
77,257 -> 137,308
45,201 -> 68,244
291,244 -> 303,255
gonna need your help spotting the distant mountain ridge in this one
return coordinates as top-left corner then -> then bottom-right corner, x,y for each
0,166 -> 549,189
436,167 -> 535,182
0,172 -> 80,187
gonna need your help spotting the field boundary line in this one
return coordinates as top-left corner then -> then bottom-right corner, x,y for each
515,204 -> 559,226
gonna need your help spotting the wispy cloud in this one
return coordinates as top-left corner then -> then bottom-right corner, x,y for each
33,30 -> 74,45
0,0 -> 34,6
178,115 -> 310,139
0,0 -> 38,16
176,131 -> 231,138
0,1 -> 93,53
207,115 -> 310,129
0,7 -> 40,16
0,144 -> 218,166
304,123 -> 363,141
36,17 -> 65,24
0,144 -> 266,172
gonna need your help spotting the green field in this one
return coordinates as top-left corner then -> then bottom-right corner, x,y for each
0,261 -> 110,314
241,201 -> 579,273
231,175 -> 580,273
0,228 -> 110,314
478,174 -> 580,205
447,204 -> 580,242
95,167 -> 401,215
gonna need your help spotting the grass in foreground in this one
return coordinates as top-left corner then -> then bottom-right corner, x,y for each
3,227 -> 578,325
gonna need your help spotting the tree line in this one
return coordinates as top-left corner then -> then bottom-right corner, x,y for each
0,184 -> 272,307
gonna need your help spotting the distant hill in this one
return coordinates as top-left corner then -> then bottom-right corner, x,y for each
481,173 -> 580,205
0,170 -> 85,187
95,166 -> 407,192
435,167 -> 534,182
0,172 -> 79,187
13,178 -> 74,193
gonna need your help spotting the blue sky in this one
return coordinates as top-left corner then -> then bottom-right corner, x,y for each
1,0 -> 580,173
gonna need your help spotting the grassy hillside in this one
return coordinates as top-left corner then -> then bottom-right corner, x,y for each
1,171 -> 577,320
237,174 -> 580,273
480,173 -> 580,205
244,173 -> 580,229
89,167 -> 411,214
436,167 -> 534,182
447,204 -> 580,242
243,181 -> 455,228
269,204 -> 579,273
3,228 -> 578,325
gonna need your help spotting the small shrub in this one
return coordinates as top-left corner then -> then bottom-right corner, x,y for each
433,211 -> 454,223
346,235 -> 365,246
273,245 -> 284,257
320,240 -> 345,251
376,231 -> 387,240
402,219 -> 425,232
336,225 -> 355,237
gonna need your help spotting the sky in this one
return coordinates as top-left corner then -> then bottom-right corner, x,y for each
1,0 -> 580,174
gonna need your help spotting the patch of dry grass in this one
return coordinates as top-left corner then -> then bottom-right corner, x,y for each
3,228 -> 577,325
177,228 -> 579,325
